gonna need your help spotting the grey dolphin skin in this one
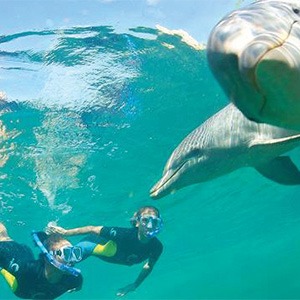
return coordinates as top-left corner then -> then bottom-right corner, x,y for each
207,0 -> 300,130
150,104 -> 300,199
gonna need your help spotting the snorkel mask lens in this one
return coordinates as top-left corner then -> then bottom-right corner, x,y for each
55,246 -> 82,264
139,215 -> 163,238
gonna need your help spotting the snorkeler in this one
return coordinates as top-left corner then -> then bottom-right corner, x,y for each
0,222 -> 83,299
46,205 -> 163,297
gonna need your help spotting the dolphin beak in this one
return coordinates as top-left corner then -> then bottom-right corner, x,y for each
150,172 -> 172,199
150,162 -> 186,199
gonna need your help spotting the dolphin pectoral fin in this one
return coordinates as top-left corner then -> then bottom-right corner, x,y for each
255,156 -> 300,185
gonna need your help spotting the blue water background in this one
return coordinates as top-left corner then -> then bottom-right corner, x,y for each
1,16 -> 300,300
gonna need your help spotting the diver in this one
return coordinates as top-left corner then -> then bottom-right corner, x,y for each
0,222 -> 83,299
46,205 -> 163,297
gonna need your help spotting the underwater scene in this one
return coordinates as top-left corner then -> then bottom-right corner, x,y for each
1,0 -> 300,299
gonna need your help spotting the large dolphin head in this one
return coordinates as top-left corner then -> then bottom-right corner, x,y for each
207,0 -> 300,130
150,124 -> 220,199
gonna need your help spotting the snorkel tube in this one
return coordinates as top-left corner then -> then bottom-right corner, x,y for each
32,231 -> 81,277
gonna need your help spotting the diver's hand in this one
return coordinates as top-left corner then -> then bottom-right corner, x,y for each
45,222 -> 67,235
116,283 -> 136,297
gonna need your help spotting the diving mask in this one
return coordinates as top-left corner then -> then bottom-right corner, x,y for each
51,246 -> 82,264
139,214 -> 163,238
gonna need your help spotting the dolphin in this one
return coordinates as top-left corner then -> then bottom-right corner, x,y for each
207,0 -> 300,130
150,104 -> 300,199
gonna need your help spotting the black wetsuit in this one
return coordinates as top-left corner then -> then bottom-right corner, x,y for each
78,227 -> 163,265
0,241 -> 83,299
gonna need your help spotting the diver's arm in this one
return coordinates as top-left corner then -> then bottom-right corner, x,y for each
116,258 -> 157,297
62,225 -> 103,236
134,260 -> 154,287
46,224 -> 103,236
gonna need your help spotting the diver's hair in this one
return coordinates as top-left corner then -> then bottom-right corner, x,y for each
43,233 -> 66,251
130,206 -> 161,227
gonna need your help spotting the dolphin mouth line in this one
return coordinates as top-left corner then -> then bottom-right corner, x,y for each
256,20 -> 299,117
151,161 -> 187,196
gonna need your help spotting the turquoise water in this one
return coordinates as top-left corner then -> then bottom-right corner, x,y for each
1,26 -> 300,299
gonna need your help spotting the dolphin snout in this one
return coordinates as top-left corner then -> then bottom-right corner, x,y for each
150,173 -> 172,199
150,164 -> 184,199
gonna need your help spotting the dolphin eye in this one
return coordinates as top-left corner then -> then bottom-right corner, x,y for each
293,8 -> 300,14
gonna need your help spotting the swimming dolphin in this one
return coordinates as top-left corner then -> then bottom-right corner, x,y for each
150,104 -> 300,199
207,0 -> 300,130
